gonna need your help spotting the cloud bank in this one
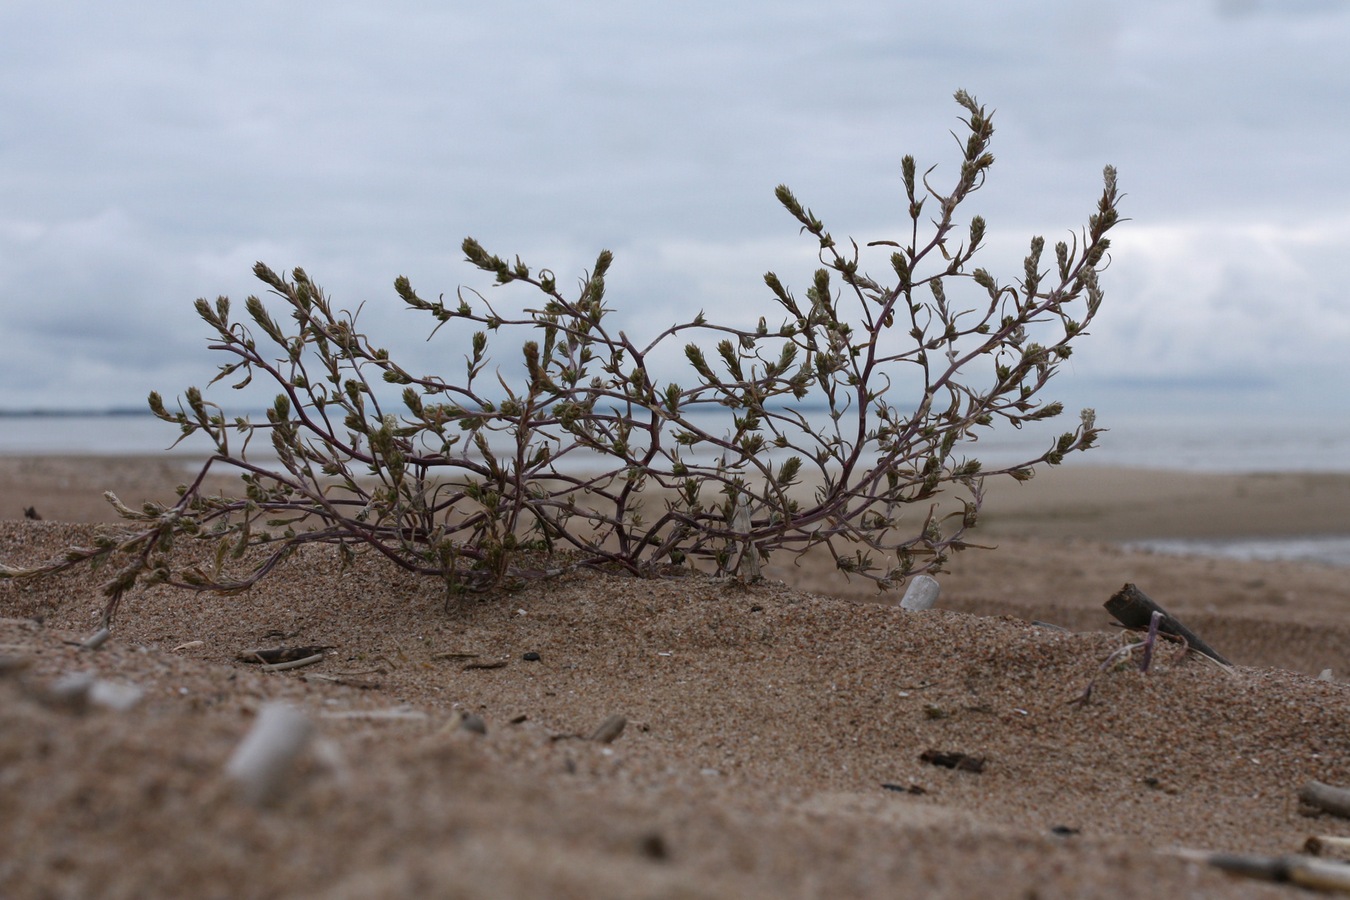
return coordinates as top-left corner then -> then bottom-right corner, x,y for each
2,0 -> 1348,421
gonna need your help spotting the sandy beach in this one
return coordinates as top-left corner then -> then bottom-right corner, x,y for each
3,454 -> 1350,897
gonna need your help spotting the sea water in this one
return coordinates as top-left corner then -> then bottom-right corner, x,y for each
1122,535 -> 1350,568
8,408 -> 1345,469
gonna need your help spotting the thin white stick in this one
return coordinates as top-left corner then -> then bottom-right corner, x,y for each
318,707 -> 428,721
260,652 -> 326,672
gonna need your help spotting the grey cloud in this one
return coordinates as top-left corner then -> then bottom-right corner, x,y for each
2,0 -> 1349,417
1215,0 -> 1348,19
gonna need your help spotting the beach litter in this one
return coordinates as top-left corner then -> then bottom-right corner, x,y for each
900,575 -> 941,611
225,702 -> 315,806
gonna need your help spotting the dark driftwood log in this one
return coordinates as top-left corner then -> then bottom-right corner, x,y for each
1104,584 -> 1232,666
1301,780 -> 1350,819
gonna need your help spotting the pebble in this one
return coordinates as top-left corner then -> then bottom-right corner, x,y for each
29,672 -> 142,712
589,714 -> 627,744
88,679 -> 144,712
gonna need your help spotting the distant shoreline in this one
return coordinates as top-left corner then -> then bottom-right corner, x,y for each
3,454 -> 1349,566
0,408 -> 153,418
4,408 -> 1350,475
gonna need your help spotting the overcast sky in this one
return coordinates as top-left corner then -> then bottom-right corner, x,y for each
3,0 -> 1349,429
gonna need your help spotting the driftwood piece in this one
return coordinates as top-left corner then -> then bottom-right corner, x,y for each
1306,835 -> 1350,857
1301,781 -> 1350,819
260,653 -> 327,672
1104,584 -> 1231,666
302,673 -> 382,690
1173,848 -> 1350,893
238,645 -> 334,665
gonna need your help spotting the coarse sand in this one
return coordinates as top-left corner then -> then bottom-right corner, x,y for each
3,455 -> 1350,898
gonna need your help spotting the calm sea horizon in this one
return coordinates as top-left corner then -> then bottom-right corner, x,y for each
3,407 -> 1347,471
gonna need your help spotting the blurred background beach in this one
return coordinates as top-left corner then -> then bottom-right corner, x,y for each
3,2 -> 1350,569
4,405 -> 1349,568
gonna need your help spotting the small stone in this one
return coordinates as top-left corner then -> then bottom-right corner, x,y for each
89,680 -> 144,712
45,672 -> 96,712
589,714 -> 627,744
522,651 -> 541,662
638,831 -> 669,860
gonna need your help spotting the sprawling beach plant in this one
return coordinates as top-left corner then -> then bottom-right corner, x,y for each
3,91 -> 1120,625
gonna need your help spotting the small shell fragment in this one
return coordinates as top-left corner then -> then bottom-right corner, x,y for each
589,714 -> 627,744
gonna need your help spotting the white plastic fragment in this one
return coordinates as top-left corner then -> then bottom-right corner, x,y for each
901,575 -> 941,611
40,673 -> 141,713
225,703 -> 314,806
88,679 -> 144,712
46,672 -> 96,710
310,736 -> 351,787
730,494 -> 760,581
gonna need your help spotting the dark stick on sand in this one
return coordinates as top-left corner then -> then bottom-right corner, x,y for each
1105,583 -> 1232,667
